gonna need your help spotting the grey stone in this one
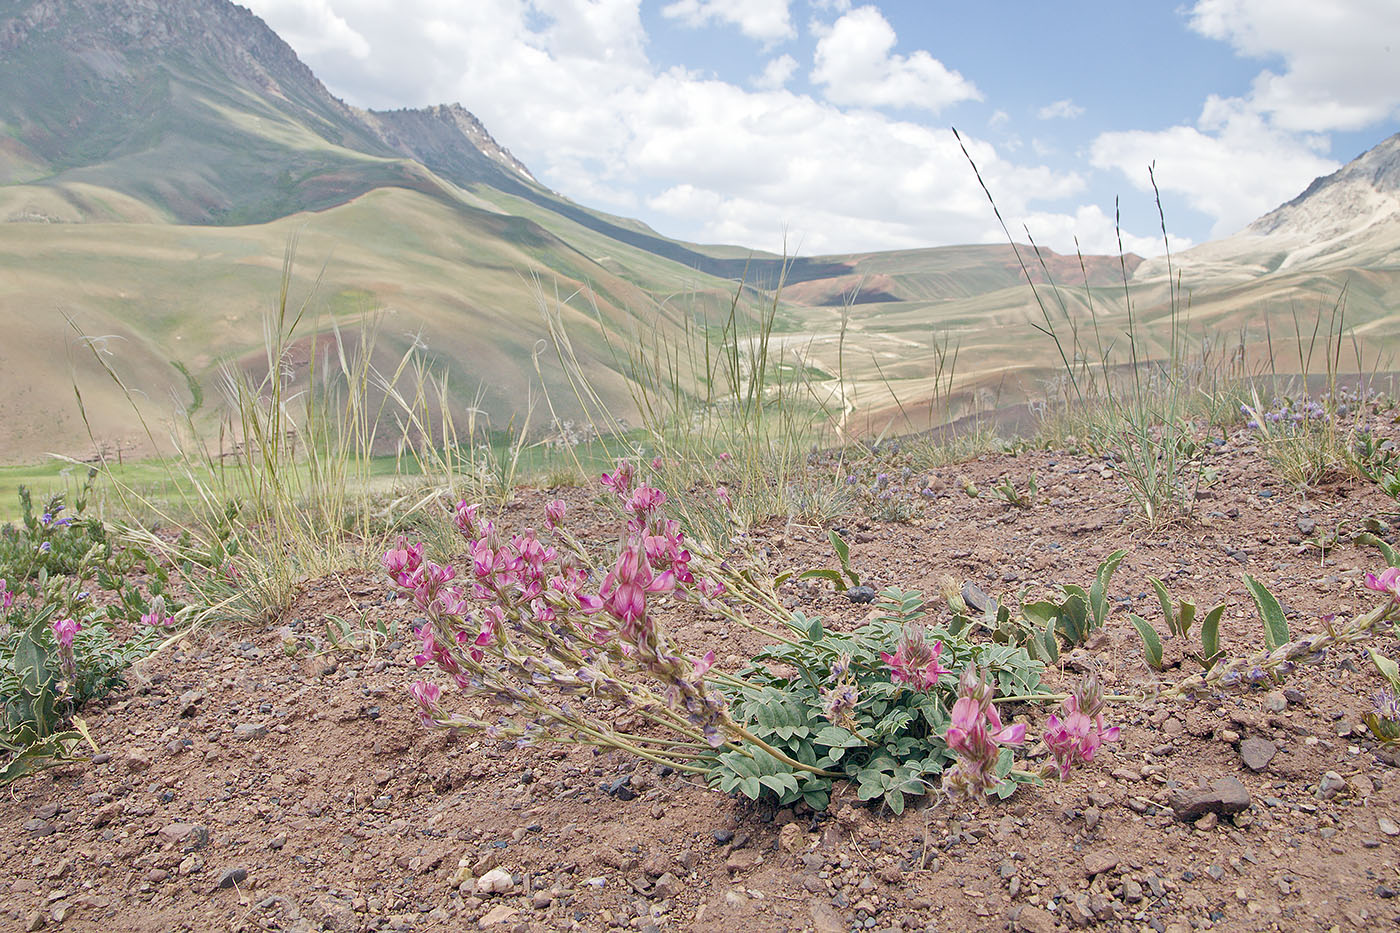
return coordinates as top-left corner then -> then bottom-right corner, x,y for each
1317,771 -> 1347,800
232,723 -> 267,740
1239,737 -> 1277,772
1171,777 -> 1252,820
215,867 -> 248,890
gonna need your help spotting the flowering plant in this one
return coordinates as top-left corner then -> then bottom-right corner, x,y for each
390,462 -> 1050,814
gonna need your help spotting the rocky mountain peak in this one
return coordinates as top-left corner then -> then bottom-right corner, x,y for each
1247,132 -> 1400,242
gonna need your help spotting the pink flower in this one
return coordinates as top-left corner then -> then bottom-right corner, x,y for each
625,485 -> 667,516
651,456 -> 664,470
382,536 -> 424,586
454,501 -> 482,539
718,452 -> 733,463
601,460 -> 635,497
545,499 -> 567,529
1365,567 -> 1400,600
52,617 -> 79,649
1042,672 -> 1119,780
409,681 -> 442,728
941,667 -> 1025,799
0,578 -> 13,610
692,649 -> 716,678
140,596 -> 174,627
880,625 -> 948,691
715,486 -> 732,510
599,538 -> 675,629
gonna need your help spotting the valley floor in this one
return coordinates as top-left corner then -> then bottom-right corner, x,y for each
5,433 -> 1400,933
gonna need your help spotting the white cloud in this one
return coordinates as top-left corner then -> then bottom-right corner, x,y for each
811,6 -> 980,112
241,0 -> 1134,256
661,0 -> 795,43
1091,95 -> 1337,237
245,0 -> 370,59
754,54 -> 799,89
1188,0 -> 1400,131
1037,98 -> 1084,120
988,109 -> 1009,127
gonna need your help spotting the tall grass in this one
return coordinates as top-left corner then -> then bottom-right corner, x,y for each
70,244 -> 489,625
957,128 -> 1201,525
536,269 -> 854,543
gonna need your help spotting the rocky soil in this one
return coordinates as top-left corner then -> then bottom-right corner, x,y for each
5,429 -> 1400,933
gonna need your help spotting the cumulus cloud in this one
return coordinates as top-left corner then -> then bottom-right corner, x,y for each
754,53 -> 799,90
241,0 -> 1132,255
245,0 -> 370,59
1091,95 -> 1337,237
661,0 -> 795,43
811,6 -> 980,112
1188,0 -> 1400,131
1037,99 -> 1084,120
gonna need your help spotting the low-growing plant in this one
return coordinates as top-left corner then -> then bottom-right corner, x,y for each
990,473 -> 1038,509
388,461 -> 1075,815
1,597 -> 164,783
1021,549 -> 1126,648
777,529 -> 861,593
1127,577 -> 1225,671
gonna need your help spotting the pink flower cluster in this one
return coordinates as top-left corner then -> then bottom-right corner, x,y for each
0,577 -> 13,610
385,460 -> 730,746
942,667 -> 1026,799
1041,673 -> 1120,780
1366,567 -> 1400,602
881,625 -> 948,691
52,617 -> 80,677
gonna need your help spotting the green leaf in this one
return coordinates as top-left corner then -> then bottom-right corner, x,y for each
796,569 -> 848,592
0,732 -> 84,786
1127,614 -> 1164,670
1199,604 -> 1225,667
13,632 -> 51,694
885,788 -> 906,814
1177,600 -> 1197,639
1241,573 -> 1289,651
1150,577 -> 1175,634
806,617 -> 825,642
1370,648 -> 1400,692
1355,532 -> 1400,568
814,726 -> 863,748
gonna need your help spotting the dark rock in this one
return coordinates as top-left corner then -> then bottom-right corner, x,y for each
846,585 -> 876,604
1171,777 -> 1252,820
961,582 -> 996,615
215,867 -> 248,889
1239,738 -> 1277,772
22,818 -> 54,836
603,777 -> 636,801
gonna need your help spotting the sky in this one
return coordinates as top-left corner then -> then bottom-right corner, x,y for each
241,0 -> 1400,258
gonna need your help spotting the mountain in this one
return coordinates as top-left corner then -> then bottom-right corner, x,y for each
1,0 -> 1397,462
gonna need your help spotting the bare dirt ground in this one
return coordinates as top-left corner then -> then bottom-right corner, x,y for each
6,428 -> 1400,933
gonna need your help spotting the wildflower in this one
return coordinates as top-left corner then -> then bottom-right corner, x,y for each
942,667 -> 1025,799
140,596 -> 174,627
822,682 -> 860,722
599,538 -> 674,628
880,624 -> 947,691
454,501 -> 482,538
715,486 -> 732,510
1041,674 -> 1120,780
382,536 -> 424,587
52,617 -> 79,648
601,460 -> 635,497
692,649 -> 716,679
0,578 -> 12,610
1366,567 -> 1400,601
625,485 -> 667,516
544,499 -> 567,529
651,456 -> 664,470
409,681 -> 442,728
1366,688 -> 1400,745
